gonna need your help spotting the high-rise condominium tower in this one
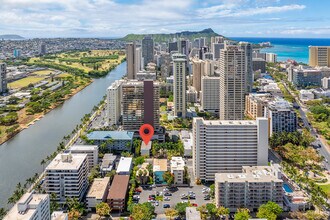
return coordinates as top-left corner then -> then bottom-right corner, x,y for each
219,44 -> 246,120
192,117 -> 269,181
122,80 -> 160,131
142,36 -> 154,67
0,63 -> 7,94
172,53 -> 187,118
126,42 -> 136,79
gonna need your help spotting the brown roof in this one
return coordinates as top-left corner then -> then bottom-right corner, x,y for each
107,175 -> 130,200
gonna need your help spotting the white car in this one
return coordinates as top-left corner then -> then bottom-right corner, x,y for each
155,201 -> 159,206
164,197 -> 170,201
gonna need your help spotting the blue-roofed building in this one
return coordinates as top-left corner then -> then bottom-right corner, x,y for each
87,131 -> 134,152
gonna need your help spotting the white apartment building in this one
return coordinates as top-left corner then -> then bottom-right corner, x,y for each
107,80 -> 124,126
201,76 -> 220,115
44,153 -> 89,203
68,145 -> 98,171
299,90 -> 315,101
322,77 -> 330,89
170,157 -> 185,184
266,53 -> 277,63
265,99 -> 297,135
4,193 -> 50,220
219,44 -> 246,120
193,117 -> 269,181
172,53 -> 187,118
86,177 -> 110,209
116,157 -> 133,175
215,165 -> 283,212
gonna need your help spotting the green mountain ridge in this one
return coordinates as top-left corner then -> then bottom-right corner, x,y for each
0,34 -> 24,40
121,28 -> 222,42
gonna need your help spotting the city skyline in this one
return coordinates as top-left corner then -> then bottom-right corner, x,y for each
1,0 -> 330,38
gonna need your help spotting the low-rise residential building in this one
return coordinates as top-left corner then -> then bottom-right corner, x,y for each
44,153 -> 89,203
87,131 -> 134,151
67,145 -> 98,171
265,99 -> 297,135
215,165 -> 283,212
107,175 -> 130,212
4,193 -> 50,220
245,93 -> 273,119
186,207 -> 202,220
86,177 -> 111,210
180,130 -> 193,157
100,154 -> 116,175
299,90 -> 315,102
312,88 -> 330,98
170,157 -> 185,184
141,141 -> 152,156
116,157 -> 133,175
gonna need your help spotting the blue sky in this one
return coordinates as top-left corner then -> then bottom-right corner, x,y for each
0,0 -> 330,38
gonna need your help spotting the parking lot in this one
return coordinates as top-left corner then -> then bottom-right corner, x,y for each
136,184 -> 211,214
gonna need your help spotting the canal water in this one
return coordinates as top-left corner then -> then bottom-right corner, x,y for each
0,62 -> 126,207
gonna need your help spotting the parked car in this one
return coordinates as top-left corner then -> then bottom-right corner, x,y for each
164,197 -> 170,201
163,204 -> 170,208
164,192 -> 172,196
155,201 -> 159,206
192,203 -> 198,207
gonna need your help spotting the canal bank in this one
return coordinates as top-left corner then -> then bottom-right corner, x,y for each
0,62 -> 126,208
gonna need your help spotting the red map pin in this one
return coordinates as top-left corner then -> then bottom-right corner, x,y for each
139,124 -> 154,145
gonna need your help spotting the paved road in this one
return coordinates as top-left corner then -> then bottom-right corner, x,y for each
281,79 -> 330,170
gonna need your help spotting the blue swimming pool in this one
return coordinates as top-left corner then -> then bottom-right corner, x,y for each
283,183 -> 294,193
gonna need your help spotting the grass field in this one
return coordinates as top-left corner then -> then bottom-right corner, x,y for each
8,76 -> 47,89
56,73 -> 71,78
29,50 -> 125,73
33,70 -> 54,76
318,184 -> 330,197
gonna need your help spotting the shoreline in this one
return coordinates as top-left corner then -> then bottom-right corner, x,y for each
0,79 -> 93,145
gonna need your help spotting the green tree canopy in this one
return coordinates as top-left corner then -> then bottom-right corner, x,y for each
130,202 -> 155,220
234,208 -> 251,220
96,202 -> 111,218
256,201 -> 283,220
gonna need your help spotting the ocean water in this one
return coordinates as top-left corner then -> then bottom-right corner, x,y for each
231,37 -> 330,64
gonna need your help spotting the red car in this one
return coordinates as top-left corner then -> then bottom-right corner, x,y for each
192,203 -> 198,207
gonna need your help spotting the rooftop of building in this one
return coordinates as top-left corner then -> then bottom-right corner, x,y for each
170,157 -> 185,170
107,175 -> 130,200
215,165 -> 283,183
46,153 -> 87,170
121,79 -> 160,87
87,131 -> 134,141
194,117 -> 267,126
86,177 -> 110,199
4,193 -> 48,220
141,141 -> 152,150
101,153 -> 116,170
51,211 -> 68,220
267,99 -> 293,111
153,159 -> 168,172
69,145 -> 98,151
116,157 -> 133,173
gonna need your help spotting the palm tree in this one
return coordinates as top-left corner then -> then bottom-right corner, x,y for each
40,159 -> 46,170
